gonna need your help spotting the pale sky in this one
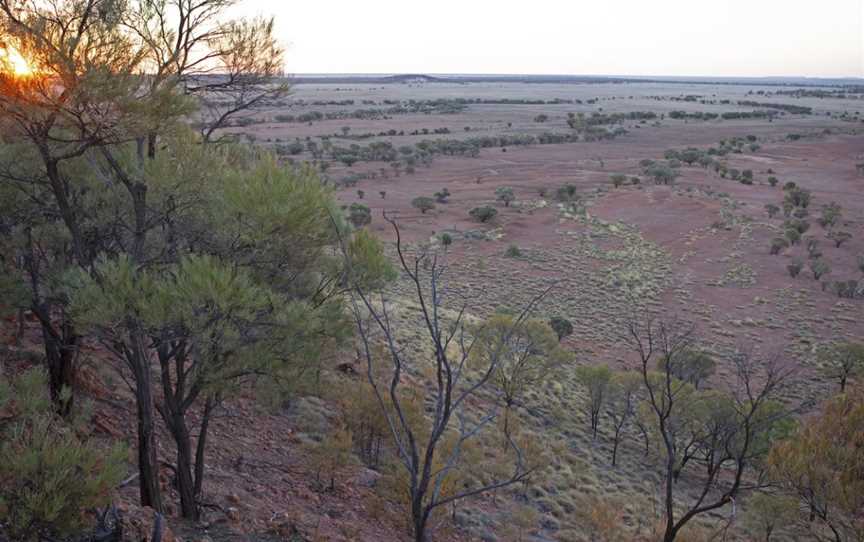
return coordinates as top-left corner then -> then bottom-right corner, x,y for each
236,0 -> 864,78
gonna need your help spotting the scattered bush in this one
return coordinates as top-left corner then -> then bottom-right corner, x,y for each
495,186 -> 515,207
469,206 -> 498,223
787,259 -> 803,278
770,237 -> 789,255
504,244 -> 522,258
411,196 -> 436,214
810,259 -> 831,280
548,316 -> 574,342
348,202 -> 372,227
0,369 -> 125,541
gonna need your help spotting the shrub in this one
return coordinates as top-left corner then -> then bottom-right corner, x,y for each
548,316 -> 574,341
434,188 -> 451,203
348,203 -> 371,227
504,244 -> 522,258
610,174 -> 627,188
357,189 -> 365,199
0,369 -> 125,541
810,259 -> 831,280
784,228 -> 801,245
768,176 -> 779,187
828,230 -> 851,248
818,202 -> 842,228
764,204 -> 780,219
411,196 -> 436,214
439,233 -> 453,247
770,237 -> 789,255
469,206 -> 497,223
787,259 -> 803,278
495,186 -> 515,207
379,190 -> 386,199
556,183 -> 579,202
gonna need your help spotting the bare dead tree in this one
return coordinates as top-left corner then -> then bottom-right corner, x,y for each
626,317 -> 793,542
337,214 -> 546,542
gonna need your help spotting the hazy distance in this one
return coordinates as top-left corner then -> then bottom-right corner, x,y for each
235,0 -> 863,79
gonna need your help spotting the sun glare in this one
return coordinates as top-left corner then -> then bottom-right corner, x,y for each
0,46 -> 34,77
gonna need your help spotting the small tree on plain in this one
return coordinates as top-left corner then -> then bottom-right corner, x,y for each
496,186 -> 516,207
548,316 -> 574,342
411,197 -> 436,214
470,206 -> 498,223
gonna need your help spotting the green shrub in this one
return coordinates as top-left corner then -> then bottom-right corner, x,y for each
0,369 -> 125,541
505,244 -> 522,258
411,196 -> 436,214
348,202 -> 371,227
469,206 -> 497,223
770,237 -> 789,255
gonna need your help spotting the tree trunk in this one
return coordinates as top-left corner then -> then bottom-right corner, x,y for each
34,305 -> 77,417
173,415 -> 198,520
194,396 -> 217,500
131,339 -> 163,513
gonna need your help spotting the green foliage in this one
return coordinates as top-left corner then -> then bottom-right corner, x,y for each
575,365 -> 613,439
505,244 -> 522,258
349,202 -> 372,227
470,206 -> 498,223
411,196 -> 436,214
548,316 -> 574,342
0,370 -> 125,541
768,176 -> 779,187
818,202 -> 842,228
472,314 -> 570,411
810,259 -> 831,280
764,204 -> 780,219
495,186 -> 515,207
657,349 -> 716,389
555,183 -> 579,202
439,232 -> 453,247
609,174 -> 627,188
346,229 -> 397,292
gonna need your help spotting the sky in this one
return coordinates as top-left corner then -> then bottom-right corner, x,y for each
234,0 -> 864,78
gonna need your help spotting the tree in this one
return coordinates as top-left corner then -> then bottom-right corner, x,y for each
337,217 -> 545,542
412,196 -> 436,214
818,202 -> 842,228
472,314 -> 570,444
556,183 -> 579,202
67,158 -> 356,520
810,259 -> 831,280
625,317 -> 792,542
575,365 -> 612,439
828,230 -> 851,248
439,232 -> 453,247
496,186 -> 515,207
742,493 -> 798,542
470,206 -> 498,223
0,0 -> 291,514
765,204 -> 780,219
768,390 -> 864,542
818,342 -> 864,392
768,176 -> 779,187
787,259 -> 804,278
606,371 -> 641,466
349,202 -> 372,227
548,316 -> 574,342
610,174 -> 627,188
657,348 -> 716,389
